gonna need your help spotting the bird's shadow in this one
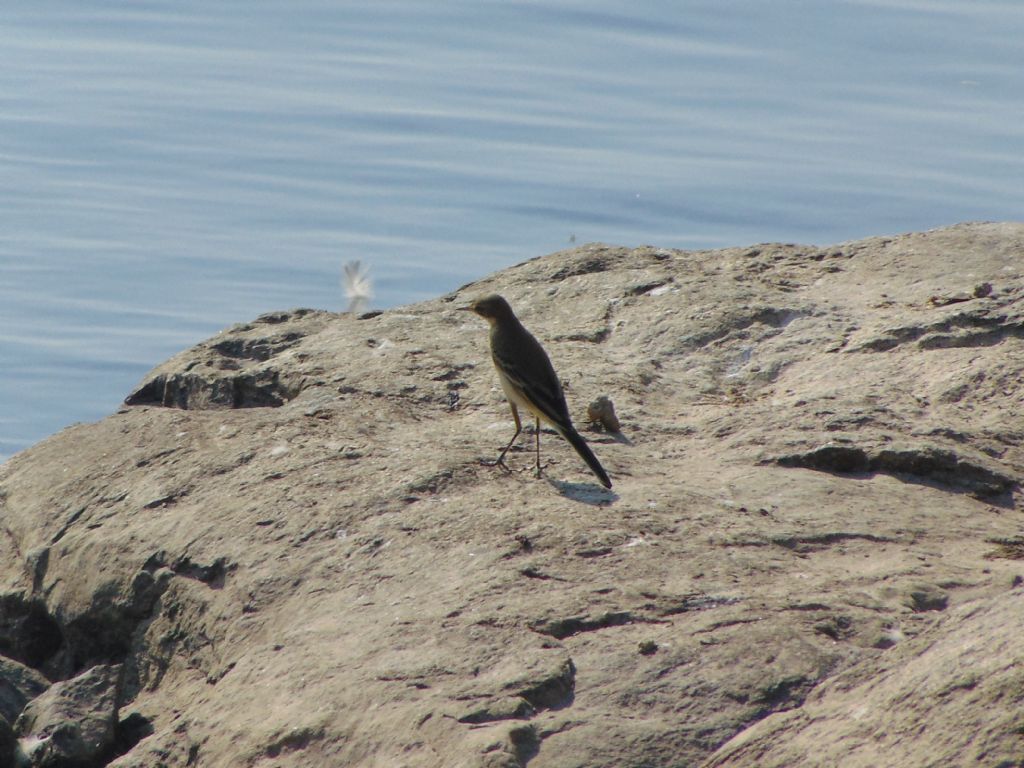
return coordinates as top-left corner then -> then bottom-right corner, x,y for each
545,476 -> 617,506
604,430 -> 633,446
584,428 -> 631,447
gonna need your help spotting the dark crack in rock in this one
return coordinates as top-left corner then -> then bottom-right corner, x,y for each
0,594 -> 63,672
776,443 -> 1017,500
515,658 -> 576,712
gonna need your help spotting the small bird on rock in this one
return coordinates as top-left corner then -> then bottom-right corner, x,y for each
460,294 -> 612,488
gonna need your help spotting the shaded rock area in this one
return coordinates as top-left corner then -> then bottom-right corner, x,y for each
774,443 -> 1015,499
16,664 -> 122,767
0,657 -> 49,724
0,221 -> 1022,767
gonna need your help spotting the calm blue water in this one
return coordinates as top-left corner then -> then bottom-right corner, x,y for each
2,1 -> 1023,462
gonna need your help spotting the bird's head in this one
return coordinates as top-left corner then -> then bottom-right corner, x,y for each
458,294 -> 514,323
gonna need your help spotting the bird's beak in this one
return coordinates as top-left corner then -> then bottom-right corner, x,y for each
456,305 -> 474,312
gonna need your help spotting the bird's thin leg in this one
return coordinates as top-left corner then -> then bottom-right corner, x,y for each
490,403 -> 522,471
534,417 -> 542,477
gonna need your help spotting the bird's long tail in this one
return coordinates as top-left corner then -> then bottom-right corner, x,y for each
557,424 -> 612,489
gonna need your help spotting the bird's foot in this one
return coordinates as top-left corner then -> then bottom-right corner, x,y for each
481,457 -> 515,474
533,459 -> 554,478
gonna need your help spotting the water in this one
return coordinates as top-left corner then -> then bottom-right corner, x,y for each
2,1 -> 1023,462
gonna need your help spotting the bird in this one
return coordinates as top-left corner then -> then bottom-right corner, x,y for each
342,260 -> 373,314
460,294 -> 612,488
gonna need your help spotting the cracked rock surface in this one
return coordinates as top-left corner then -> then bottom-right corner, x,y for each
1,221 -> 1023,767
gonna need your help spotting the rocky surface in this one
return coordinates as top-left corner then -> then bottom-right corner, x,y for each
1,221 -> 1022,767
0,657 -> 49,726
16,664 -> 122,767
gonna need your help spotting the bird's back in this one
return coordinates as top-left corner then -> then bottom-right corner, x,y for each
489,316 -> 571,425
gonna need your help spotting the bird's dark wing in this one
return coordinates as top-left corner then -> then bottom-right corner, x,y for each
491,331 -> 572,428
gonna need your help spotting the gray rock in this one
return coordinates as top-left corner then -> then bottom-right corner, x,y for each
0,657 -> 49,725
704,596 -> 1024,767
0,222 -> 1022,766
15,664 -> 119,767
